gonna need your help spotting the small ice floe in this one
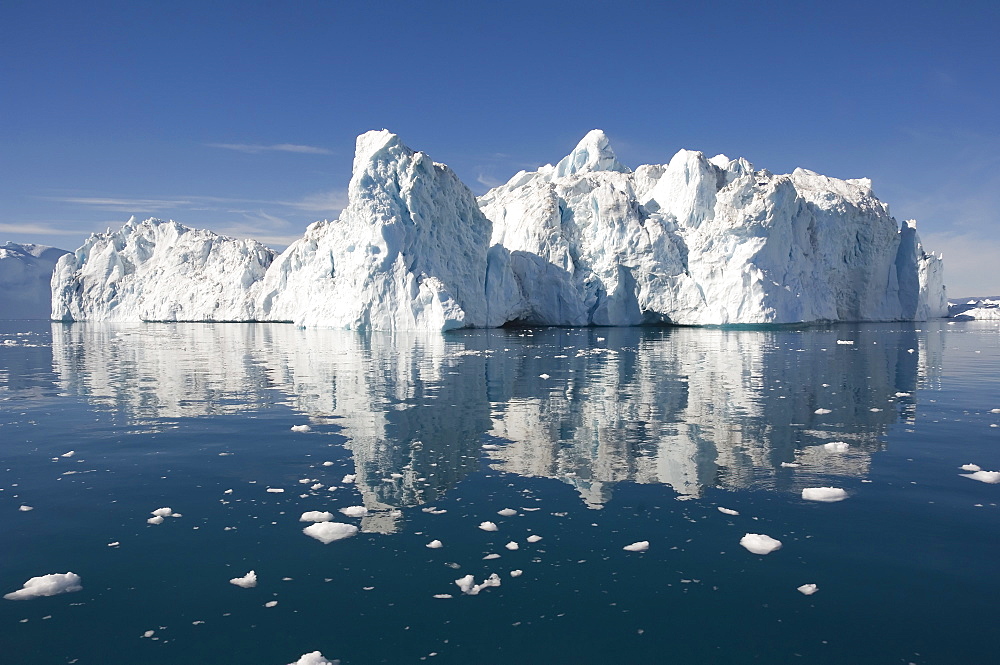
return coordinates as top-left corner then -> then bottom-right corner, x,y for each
433,594 -> 453,599
341,474 -> 356,484
836,340 -> 854,345
421,507 -> 447,515
483,553 -> 501,560
526,535 -> 542,543
303,522 -> 359,544
299,511 -> 334,523
224,489 -> 233,494
288,651 -> 335,665
895,392 -> 911,397
801,487 -> 848,502
147,515 -> 165,524
539,374 -> 550,380
961,470 -> 1000,484
717,507 -> 739,516
290,425 -> 311,433
991,409 -> 1000,414
478,521 -> 498,532
455,573 -> 501,595
623,541 -> 649,552
265,600 -> 278,607
960,464 -> 981,472
481,444 -> 500,451
797,583 -> 819,595
4,572 -> 82,600
229,571 -> 257,588
780,462 -> 800,468
339,506 -> 368,518
310,483 -> 324,490
61,451 -> 75,458
869,408 -> 882,412
266,488 -> 285,493
823,441 -> 849,453
426,540 -> 443,549
152,507 -> 176,517
18,505 -> 33,512
814,408 -> 832,415
739,533 -> 782,555
322,461 -> 334,466
505,541 -> 519,551
107,542 -> 120,547
510,570 -> 523,577
497,508 -> 517,517
143,630 -> 155,638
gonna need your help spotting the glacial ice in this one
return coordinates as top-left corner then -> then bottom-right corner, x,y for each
0,243 -> 69,319
302,522 -> 359,544
288,652 -> 334,665
797,583 -> 819,595
45,130 -> 949,328
740,533 -> 782,555
229,570 -> 258,588
801,487 -> 848,502
623,541 -> 649,552
4,572 -> 82,600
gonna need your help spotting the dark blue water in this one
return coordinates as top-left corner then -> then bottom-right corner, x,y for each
1,320 -> 998,664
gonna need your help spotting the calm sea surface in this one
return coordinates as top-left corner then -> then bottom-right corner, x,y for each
1,320 -> 998,664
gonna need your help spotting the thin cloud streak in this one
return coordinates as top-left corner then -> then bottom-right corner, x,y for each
206,143 -> 332,155
0,222 -> 90,236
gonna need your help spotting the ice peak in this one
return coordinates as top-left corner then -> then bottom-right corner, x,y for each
353,129 -> 409,172
554,129 -> 630,177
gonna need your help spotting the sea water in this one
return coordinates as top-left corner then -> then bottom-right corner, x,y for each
1,320 -> 998,664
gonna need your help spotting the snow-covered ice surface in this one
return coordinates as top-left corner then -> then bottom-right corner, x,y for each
947,297 -> 1000,320
2,319 -> 999,664
47,130 -> 947,328
0,243 -> 69,319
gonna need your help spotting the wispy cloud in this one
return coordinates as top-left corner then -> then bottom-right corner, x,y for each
45,189 -> 349,216
206,143 -> 332,155
0,222 -> 90,236
476,173 -> 504,189
287,189 -> 349,213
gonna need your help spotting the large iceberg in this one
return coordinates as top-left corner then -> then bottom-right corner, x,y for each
48,130 -> 947,328
51,217 -> 275,322
0,243 -> 70,319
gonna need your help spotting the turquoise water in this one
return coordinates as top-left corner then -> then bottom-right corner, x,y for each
1,320 -> 998,664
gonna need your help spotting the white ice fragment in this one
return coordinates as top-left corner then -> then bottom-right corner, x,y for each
478,521 -> 499,532
740,533 -> 782,555
836,340 -> 854,345
229,570 -> 257,588
623,541 -> 649,552
310,483 -> 324,490
823,441 -> 849,452
143,630 -> 155,638
483,553 -> 501,560
223,489 -> 233,494
299,511 -> 334,523
303,522 -> 359,544
4,572 -> 82,600
802,487 -> 848,502
147,515 -> 165,525
61,451 -> 75,457
497,508 -> 517,517
266,488 -> 285,493
288,651 -> 334,665
780,462 -> 800,468
456,573 -> 501,595
526,535 -> 542,543
510,569 -> 523,577
341,474 -> 356,484
290,424 -> 311,432
717,507 -> 739,516
960,464 -> 981,472
454,574 -> 475,594
895,392 -> 911,397
426,539 -> 443,549
322,461 -> 334,466
265,600 -> 278,607
339,506 -> 368,518
539,374 -> 550,380
814,408 -> 832,415
505,541 -> 519,551
797,583 -> 819,595
961,470 -> 1000,484
107,541 -> 119,547
151,507 -> 174,517
991,409 -> 1000,414
18,505 -> 33,512
433,594 -> 453,599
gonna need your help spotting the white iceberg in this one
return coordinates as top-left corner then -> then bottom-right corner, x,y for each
0,243 -> 69,319
801,487 -> 849,502
339,506 -> 368,518
478,521 -> 498,532
288,652 -> 334,665
299,511 -> 334,523
302,522 -> 359,544
229,570 -> 257,588
623,541 -> 649,552
961,470 -> 1000,484
797,583 -> 819,595
4,572 -> 82,600
740,533 -> 782,555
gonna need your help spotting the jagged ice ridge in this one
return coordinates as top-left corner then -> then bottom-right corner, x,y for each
49,130 -> 947,329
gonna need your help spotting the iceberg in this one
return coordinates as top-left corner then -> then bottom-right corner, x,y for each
51,217 -> 275,322
0,243 -> 69,319
48,130 -> 948,329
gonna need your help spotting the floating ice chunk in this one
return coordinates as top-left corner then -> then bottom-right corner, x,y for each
422,507 -> 447,515
483,553 -> 501,560
433,594 -> 453,599
18,505 -> 33,512
339,506 -> 368,518
108,542 -> 120,547
426,539 -> 443,549
290,425 -> 311,433
623,541 -> 649,552
266,488 -> 285,493
322,461 -> 334,466
478,521 -> 499,532
895,392 -> 911,397
310,483 -> 324,490
303,522 -> 359,544
802,487 -> 848,502
4,572 -> 82,600
497,508 -> 517,517
740,533 -> 782,554
61,451 -> 75,458
717,507 -> 739,516
299,511 -> 334,523
962,470 -> 1000,484
288,651 -> 333,665
780,462 -> 800,468
960,464 -> 982,472
454,574 -> 475,594
505,541 -> 519,550
229,570 -> 257,588
224,489 -> 233,494
147,516 -> 165,525
151,507 -> 174,517
526,535 -> 542,543
823,442 -> 849,452
341,474 -> 356,484
510,570 -> 523,577
836,340 -> 854,345
265,600 -> 278,607
991,409 -> 1000,414
539,374 -> 550,380
143,630 -> 155,638
814,408 -> 832,415
456,573 -> 501,595
797,583 -> 819,595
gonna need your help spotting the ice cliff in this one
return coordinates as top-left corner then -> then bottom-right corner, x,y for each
51,218 -> 275,321
0,243 -> 70,319
49,130 -> 948,328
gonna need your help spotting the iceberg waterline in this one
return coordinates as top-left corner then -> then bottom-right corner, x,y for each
49,130 -> 947,329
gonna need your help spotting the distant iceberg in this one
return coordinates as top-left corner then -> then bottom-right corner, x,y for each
48,130 -> 948,329
0,242 -> 69,319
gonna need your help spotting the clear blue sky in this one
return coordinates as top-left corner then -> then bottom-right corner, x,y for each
2,0 -> 998,296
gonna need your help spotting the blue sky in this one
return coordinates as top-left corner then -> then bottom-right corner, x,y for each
2,1 -> 998,296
